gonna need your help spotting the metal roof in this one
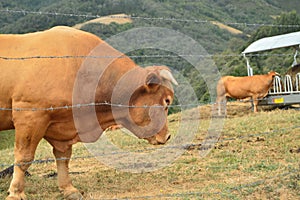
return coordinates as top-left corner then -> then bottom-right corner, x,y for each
242,31 -> 300,54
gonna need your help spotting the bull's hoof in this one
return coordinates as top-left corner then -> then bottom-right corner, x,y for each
64,191 -> 84,200
6,193 -> 27,200
6,198 -> 25,200
6,197 -> 19,200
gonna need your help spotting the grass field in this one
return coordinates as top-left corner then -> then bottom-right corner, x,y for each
0,102 -> 299,199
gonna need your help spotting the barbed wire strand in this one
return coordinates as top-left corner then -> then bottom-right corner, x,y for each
1,8 -> 300,28
0,52 -> 297,61
0,96 -> 299,112
0,102 -> 202,112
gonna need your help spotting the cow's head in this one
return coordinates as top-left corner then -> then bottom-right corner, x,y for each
113,66 -> 178,145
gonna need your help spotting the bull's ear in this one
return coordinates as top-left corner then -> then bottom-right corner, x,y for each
145,72 -> 161,92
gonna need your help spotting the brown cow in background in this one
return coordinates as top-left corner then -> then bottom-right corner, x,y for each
216,71 -> 279,115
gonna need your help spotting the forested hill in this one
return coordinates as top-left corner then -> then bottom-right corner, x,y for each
1,0 -> 300,105
0,0 -> 299,52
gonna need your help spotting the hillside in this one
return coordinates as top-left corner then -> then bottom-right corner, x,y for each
0,0 -> 300,104
0,0 -> 298,53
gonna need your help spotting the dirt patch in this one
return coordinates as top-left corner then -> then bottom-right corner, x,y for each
73,13 -> 132,29
210,21 -> 244,35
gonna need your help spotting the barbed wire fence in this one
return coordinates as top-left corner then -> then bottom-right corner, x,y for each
0,52 -> 298,61
0,124 -> 299,169
0,7 -> 299,199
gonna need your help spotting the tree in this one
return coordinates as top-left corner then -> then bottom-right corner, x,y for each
249,11 -> 300,43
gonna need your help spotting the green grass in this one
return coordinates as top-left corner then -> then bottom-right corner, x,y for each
0,130 -> 15,150
0,104 -> 299,199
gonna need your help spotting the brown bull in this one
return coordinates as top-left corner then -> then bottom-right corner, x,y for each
216,71 -> 279,115
0,26 -> 178,200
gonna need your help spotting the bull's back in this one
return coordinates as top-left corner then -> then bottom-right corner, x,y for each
0,26 -> 102,57
0,27 -> 102,130
0,26 -> 102,97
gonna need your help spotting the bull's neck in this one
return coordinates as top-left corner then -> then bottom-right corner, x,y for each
94,59 -> 146,132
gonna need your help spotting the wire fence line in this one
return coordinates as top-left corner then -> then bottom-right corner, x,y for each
0,102 -> 203,112
0,98 -> 298,112
0,124 -> 298,169
2,8 -> 300,28
0,53 -> 297,61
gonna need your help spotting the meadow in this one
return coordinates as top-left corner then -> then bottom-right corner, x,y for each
0,102 -> 299,199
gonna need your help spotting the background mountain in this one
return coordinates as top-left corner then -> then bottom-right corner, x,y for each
1,0 -> 300,106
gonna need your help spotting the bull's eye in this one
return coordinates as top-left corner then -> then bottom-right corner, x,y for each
165,98 -> 171,105
164,98 -> 171,110
165,98 -> 170,105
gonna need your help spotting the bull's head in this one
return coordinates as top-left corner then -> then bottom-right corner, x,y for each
112,66 -> 178,145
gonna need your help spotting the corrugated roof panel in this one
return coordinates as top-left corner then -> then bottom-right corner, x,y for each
242,31 -> 300,54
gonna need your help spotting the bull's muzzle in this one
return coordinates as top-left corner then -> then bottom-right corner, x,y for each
145,133 -> 171,145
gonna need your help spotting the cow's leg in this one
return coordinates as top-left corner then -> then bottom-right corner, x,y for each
216,96 -> 226,116
225,101 -> 227,116
7,112 -> 48,200
253,100 -> 258,112
252,95 -> 258,112
53,146 -> 83,200
216,97 -> 221,116
217,101 -> 221,116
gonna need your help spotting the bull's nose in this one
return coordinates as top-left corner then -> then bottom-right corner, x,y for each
160,134 -> 171,144
167,134 -> 171,141
156,135 -> 171,145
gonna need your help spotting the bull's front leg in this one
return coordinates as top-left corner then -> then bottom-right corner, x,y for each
7,111 -> 47,200
53,146 -> 83,200
7,164 -> 28,200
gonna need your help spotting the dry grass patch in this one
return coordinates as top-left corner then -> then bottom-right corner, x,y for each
73,14 -> 132,29
210,21 -> 244,35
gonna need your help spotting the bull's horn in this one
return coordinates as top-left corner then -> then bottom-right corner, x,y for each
159,69 -> 178,85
